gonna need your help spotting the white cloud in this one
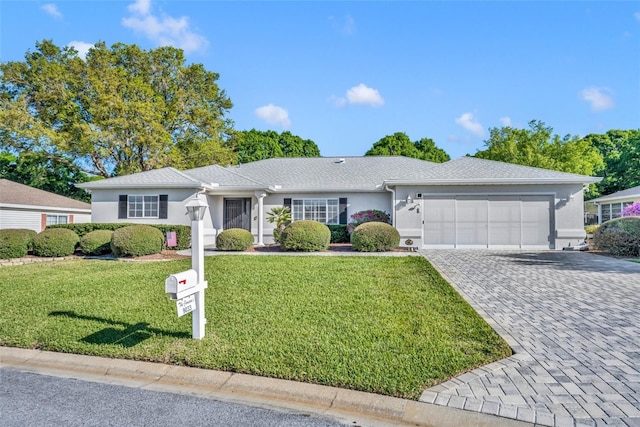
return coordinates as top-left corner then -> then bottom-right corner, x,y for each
255,104 -> 291,128
329,14 -> 356,35
41,3 -> 62,19
499,116 -> 512,127
122,0 -> 208,53
455,112 -> 485,137
67,41 -> 94,59
634,12 -> 640,22
331,83 -> 384,107
580,87 -> 615,111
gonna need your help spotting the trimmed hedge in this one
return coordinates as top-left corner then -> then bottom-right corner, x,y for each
49,223 -> 191,250
351,222 -> 400,252
111,225 -> 164,257
79,230 -> 114,255
32,228 -> 80,257
593,217 -> 640,257
216,228 -> 255,251
327,224 -> 349,243
280,220 -> 331,252
0,229 -> 37,259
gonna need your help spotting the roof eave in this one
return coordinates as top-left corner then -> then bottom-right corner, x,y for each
385,178 -> 602,186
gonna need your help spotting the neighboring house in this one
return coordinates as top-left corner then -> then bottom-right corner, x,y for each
78,156 -> 599,250
0,179 -> 92,232
588,185 -> 640,224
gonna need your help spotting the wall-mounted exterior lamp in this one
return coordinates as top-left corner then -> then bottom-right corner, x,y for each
406,194 -> 413,204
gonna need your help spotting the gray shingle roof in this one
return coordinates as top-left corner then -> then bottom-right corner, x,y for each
76,156 -> 600,192
0,179 -> 91,210
219,156 -> 437,191
77,167 -> 203,189
387,156 -> 601,185
589,185 -> 640,203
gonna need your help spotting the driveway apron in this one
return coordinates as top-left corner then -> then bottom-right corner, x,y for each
419,250 -> 640,427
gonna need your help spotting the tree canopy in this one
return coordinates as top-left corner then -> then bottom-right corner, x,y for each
474,120 -> 604,177
0,40 -> 235,178
365,132 -> 450,163
579,130 -> 640,199
229,129 -> 320,163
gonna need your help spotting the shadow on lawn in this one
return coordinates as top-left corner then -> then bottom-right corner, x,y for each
49,311 -> 190,347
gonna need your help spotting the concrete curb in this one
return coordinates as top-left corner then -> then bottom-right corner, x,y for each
1,346 -> 531,427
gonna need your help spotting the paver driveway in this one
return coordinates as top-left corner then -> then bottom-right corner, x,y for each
418,250 -> 640,427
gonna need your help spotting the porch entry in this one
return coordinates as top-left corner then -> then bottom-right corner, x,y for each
223,198 -> 252,231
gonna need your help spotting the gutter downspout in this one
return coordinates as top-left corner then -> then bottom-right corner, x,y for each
384,185 -> 396,227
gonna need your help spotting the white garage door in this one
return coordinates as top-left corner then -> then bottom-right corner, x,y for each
423,195 -> 552,249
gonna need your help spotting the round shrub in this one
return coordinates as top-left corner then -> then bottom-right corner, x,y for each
280,220 -> 330,252
351,222 -> 400,252
593,217 -> 640,257
79,230 -> 114,255
110,225 -> 164,257
32,228 -> 80,257
0,229 -> 37,259
216,228 -> 254,251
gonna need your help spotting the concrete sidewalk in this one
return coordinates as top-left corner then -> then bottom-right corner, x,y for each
1,346 -> 530,427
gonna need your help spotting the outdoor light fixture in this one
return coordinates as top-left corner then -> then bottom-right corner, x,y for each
406,194 -> 413,204
185,196 -> 208,221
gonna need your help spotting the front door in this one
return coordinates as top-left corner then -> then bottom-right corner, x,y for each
223,198 -> 251,231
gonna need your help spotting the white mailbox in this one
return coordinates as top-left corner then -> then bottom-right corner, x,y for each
165,269 -> 198,300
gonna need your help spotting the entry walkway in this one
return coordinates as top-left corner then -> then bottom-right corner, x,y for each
419,250 -> 640,427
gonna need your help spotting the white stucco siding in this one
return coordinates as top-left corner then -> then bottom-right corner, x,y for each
394,184 -> 586,250
89,188 -> 200,226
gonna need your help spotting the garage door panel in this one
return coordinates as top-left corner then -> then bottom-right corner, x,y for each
423,198 -> 455,246
522,195 -> 551,247
488,196 -> 521,247
456,197 -> 488,246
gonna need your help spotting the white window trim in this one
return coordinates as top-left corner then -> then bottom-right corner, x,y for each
292,198 -> 339,225
46,215 -> 69,226
128,195 -> 159,219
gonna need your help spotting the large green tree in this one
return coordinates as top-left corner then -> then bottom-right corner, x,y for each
229,129 -> 320,163
474,120 -> 604,177
365,132 -> 450,162
579,130 -> 640,198
0,40 -> 235,178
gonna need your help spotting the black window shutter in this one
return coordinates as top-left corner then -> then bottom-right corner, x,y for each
159,195 -> 168,219
118,195 -> 127,219
339,198 -> 348,224
283,198 -> 292,224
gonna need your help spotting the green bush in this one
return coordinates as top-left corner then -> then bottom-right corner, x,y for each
280,220 -> 330,252
593,217 -> 640,257
0,229 -> 37,259
32,228 -> 80,257
79,230 -> 114,255
327,225 -> 349,243
216,228 -> 254,251
49,223 -> 191,250
351,222 -> 400,252
110,225 -> 164,257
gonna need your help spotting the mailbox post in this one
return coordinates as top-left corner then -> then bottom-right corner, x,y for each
185,196 -> 208,339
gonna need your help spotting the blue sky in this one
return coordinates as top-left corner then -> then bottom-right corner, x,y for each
1,1 -> 639,159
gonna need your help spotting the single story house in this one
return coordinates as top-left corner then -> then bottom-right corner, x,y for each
588,185 -> 640,224
78,156 -> 600,250
0,179 -> 92,232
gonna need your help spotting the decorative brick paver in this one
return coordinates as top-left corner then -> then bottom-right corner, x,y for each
419,250 -> 640,427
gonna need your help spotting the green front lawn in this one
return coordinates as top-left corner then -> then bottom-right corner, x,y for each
0,256 -> 510,399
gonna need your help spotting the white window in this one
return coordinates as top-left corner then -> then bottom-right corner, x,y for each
601,204 -> 611,222
128,195 -> 158,218
46,215 -> 68,226
292,199 -> 339,224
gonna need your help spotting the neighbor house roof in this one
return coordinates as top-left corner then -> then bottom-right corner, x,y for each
589,185 -> 640,203
77,156 -> 600,192
0,179 -> 91,210
385,157 -> 601,185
